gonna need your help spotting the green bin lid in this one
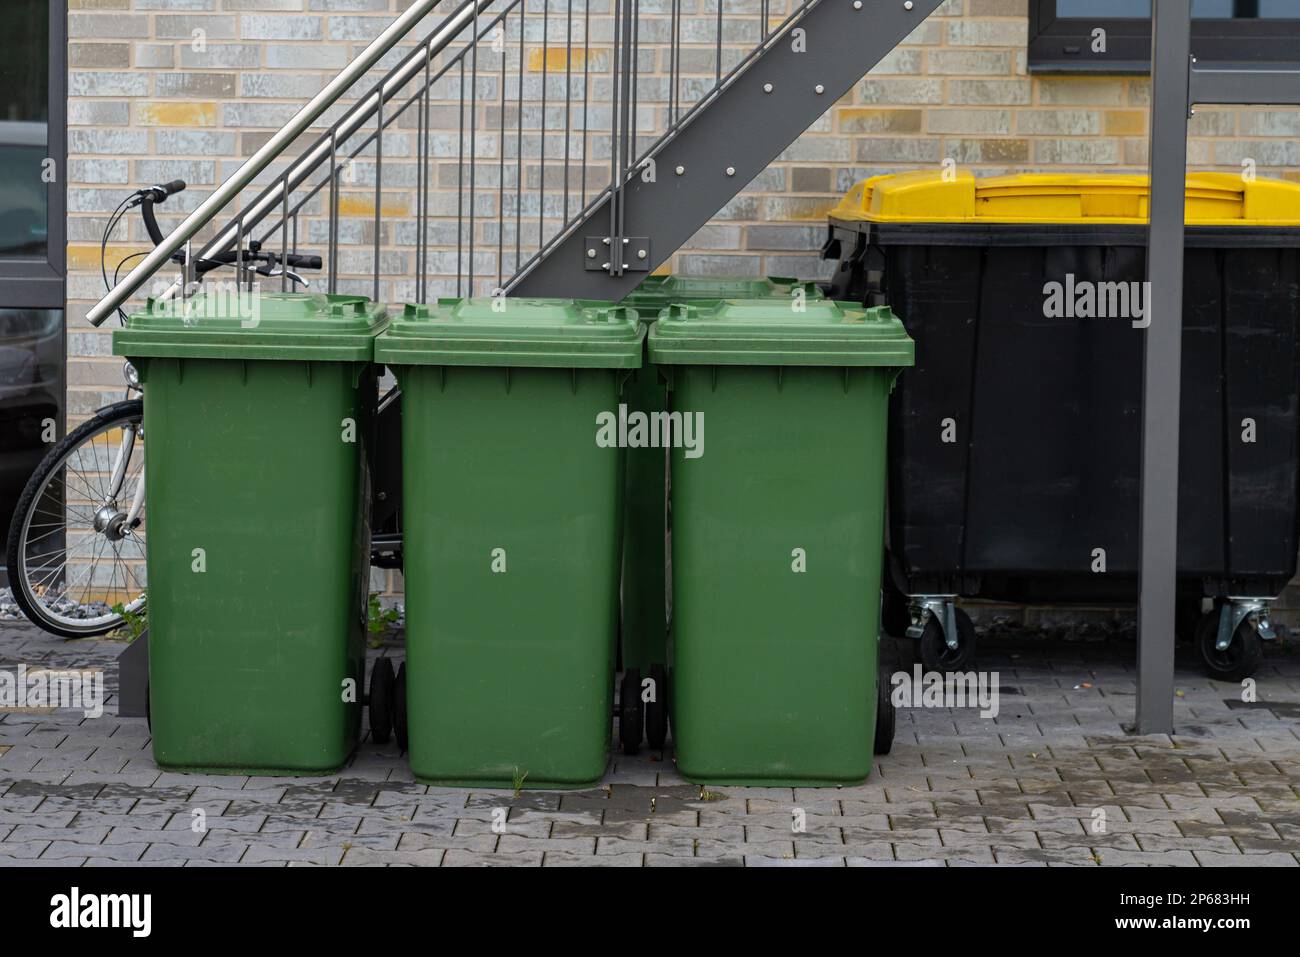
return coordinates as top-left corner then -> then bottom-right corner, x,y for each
112,292 -> 388,362
374,298 -> 644,369
622,274 -> 824,312
648,299 -> 914,367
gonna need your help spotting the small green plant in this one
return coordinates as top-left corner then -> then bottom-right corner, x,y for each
698,787 -> 722,802
110,598 -> 147,642
512,766 -> 529,796
367,593 -> 399,647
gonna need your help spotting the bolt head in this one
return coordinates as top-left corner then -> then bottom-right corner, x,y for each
587,248 -> 596,259
637,249 -> 647,260
763,82 -> 773,93
675,165 -> 685,175
853,0 -> 862,7
904,0 -> 914,9
814,84 -> 825,94
725,166 -> 735,176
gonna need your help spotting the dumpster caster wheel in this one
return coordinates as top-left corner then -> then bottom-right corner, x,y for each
393,663 -> 409,753
918,609 -> 976,673
368,657 -> 395,745
1197,609 -> 1263,683
645,664 -> 668,751
619,668 -> 643,755
873,668 -> 895,755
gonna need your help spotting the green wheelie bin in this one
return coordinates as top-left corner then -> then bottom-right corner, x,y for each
649,297 -> 913,785
112,292 -> 387,774
613,275 -> 827,754
374,298 -> 643,788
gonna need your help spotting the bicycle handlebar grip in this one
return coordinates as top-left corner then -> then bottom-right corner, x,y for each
285,254 -> 323,270
145,179 -> 187,203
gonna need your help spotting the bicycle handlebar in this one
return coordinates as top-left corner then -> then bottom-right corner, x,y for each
135,181 -> 322,277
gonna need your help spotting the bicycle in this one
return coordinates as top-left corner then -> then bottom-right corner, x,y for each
4,180 -> 336,637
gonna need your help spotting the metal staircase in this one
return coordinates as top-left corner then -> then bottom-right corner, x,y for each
87,0 -> 945,325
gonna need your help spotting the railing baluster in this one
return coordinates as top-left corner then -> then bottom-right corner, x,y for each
457,57 -> 466,297
281,173 -> 290,292
515,3 -> 524,277
416,47 -> 428,304
498,8 -> 509,292
328,129 -> 339,294
469,2 -> 479,296
563,0 -> 573,225
540,0 -> 549,260
581,0 -> 590,208
373,94 -> 384,303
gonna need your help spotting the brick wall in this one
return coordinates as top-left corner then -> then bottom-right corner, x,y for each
65,0 -> 1300,611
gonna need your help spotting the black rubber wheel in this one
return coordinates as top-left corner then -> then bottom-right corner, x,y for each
393,662 -> 409,753
5,399 -> 145,638
368,657 -> 395,745
918,608 -> 977,673
645,663 -> 668,750
619,668 -> 643,755
873,664 -> 895,755
1196,607 -> 1264,682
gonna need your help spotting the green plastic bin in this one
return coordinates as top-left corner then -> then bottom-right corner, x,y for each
112,292 -> 388,774
615,276 -> 827,704
374,298 -> 643,788
649,298 -> 913,785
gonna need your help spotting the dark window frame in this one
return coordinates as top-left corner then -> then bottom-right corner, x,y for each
0,0 -> 66,309
1029,0 -> 1300,74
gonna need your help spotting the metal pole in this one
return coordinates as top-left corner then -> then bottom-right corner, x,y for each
1137,0 -> 1192,735
86,0 -> 453,326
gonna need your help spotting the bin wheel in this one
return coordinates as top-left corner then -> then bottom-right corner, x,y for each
619,668 -> 643,755
368,657 -> 395,745
1196,608 -> 1263,683
873,667 -> 895,755
918,608 -> 976,673
645,664 -> 668,751
393,663 -> 409,753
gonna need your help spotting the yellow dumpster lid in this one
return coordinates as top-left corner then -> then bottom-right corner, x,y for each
828,170 -> 1300,227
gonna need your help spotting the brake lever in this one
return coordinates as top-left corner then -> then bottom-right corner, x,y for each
261,265 -> 310,288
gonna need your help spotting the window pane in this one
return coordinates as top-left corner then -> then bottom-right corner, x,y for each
0,308 -> 62,537
1059,0 -> 1299,16
0,1 -> 49,259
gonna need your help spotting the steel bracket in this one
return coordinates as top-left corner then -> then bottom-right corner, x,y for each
584,236 -> 651,274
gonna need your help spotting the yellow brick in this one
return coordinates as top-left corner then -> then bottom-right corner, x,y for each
838,108 -> 923,134
338,194 -> 410,218
67,243 -> 151,273
1104,110 -> 1146,136
527,47 -> 600,72
136,102 -> 218,127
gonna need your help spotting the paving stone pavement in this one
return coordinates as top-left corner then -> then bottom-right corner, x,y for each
1,620 -> 1297,867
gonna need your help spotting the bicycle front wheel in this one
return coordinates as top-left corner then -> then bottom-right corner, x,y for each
5,399 -> 147,637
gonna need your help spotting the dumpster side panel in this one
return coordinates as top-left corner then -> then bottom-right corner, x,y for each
1223,247 -> 1300,585
143,358 -> 372,774
669,365 -> 888,785
399,365 -> 621,788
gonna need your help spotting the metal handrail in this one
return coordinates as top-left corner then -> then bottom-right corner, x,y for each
86,0 -> 449,327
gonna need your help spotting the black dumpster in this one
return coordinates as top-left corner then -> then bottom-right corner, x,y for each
823,170 -> 1300,680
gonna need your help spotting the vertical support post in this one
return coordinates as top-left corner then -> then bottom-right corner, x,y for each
1137,0 -> 1192,735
